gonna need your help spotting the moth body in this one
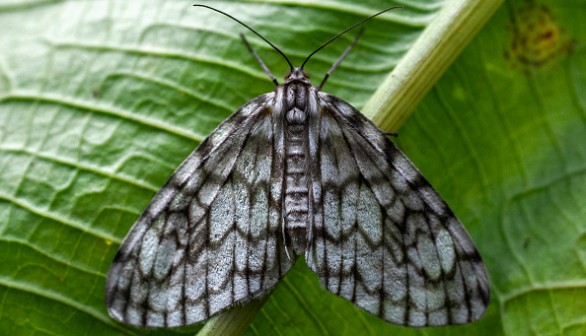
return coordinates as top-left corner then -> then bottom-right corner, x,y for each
280,68 -> 318,256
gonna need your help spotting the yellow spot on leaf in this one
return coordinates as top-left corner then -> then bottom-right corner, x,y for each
504,2 -> 574,72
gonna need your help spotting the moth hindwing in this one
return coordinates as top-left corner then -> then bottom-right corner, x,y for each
106,5 -> 489,329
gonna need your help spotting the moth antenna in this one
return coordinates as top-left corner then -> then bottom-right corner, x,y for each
241,34 -> 279,86
194,4 -> 294,70
318,27 -> 365,90
301,6 -> 403,69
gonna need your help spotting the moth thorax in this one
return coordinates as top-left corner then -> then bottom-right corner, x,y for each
285,83 -> 308,110
286,107 -> 307,126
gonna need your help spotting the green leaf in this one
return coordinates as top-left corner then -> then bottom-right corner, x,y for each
0,1 -> 584,336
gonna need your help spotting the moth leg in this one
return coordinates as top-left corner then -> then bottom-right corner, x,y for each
382,131 -> 398,137
318,28 -> 365,91
241,33 -> 279,86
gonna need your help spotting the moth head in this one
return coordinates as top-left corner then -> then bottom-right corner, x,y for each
284,67 -> 311,84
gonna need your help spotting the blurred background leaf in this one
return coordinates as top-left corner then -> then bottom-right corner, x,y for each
0,0 -> 584,335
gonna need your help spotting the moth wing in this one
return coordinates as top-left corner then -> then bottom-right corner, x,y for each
106,95 -> 292,328
306,94 -> 489,326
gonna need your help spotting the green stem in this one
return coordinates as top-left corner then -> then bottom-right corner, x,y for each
196,298 -> 266,336
363,0 -> 504,131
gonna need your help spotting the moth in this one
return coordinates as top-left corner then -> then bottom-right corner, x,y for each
106,5 -> 490,328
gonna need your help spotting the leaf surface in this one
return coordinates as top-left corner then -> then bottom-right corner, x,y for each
0,1 -> 584,335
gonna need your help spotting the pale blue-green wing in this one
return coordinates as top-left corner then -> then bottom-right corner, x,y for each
106,94 -> 293,328
307,94 -> 490,326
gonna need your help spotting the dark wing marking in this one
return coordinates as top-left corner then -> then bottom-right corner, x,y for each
306,94 -> 489,326
106,94 -> 293,327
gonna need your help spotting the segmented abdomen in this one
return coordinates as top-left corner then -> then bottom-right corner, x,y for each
283,84 -> 311,256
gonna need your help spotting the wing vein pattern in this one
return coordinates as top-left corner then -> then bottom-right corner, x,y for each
106,94 -> 293,327
306,93 -> 489,327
